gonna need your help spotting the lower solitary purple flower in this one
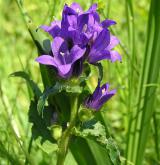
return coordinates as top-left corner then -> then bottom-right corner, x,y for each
84,81 -> 116,111
35,37 -> 86,78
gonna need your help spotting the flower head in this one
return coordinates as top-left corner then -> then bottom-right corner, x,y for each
36,3 -> 121,79
84,81 -> 116,110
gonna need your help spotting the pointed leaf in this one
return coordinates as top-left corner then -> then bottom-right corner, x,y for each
10,71 -> 41,99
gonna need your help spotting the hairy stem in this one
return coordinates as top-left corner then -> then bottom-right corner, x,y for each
56,96 -> 78,165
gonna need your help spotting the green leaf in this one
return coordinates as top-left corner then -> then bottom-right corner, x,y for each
0,141 -> 22,165
95,63 -> 103,81
37,82 -> 82,116
106,138 -> 121,165
10,71 -> 41,99
73,121 -> 121,165
35,138 -> 58,154
65,85 -> 82,94
37,82 -> 63,116
69,137 -> 97,165
65,150 -> 78,165
29,100 -> 55,142
86,139 -> 113,165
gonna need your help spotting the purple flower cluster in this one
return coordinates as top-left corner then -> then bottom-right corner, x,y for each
36,3 -> 121,110
36,3 -> 121,78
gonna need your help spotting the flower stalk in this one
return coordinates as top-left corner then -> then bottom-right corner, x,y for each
56,95 -> 78,165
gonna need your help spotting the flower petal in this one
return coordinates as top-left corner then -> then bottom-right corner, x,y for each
67,15 -> 77,29
88,49 -> 110,63
91,29 -> 110,52
78,13 -> 89,31
92,81 -> 101,100
61,4 -> 77,30
87,4 -> 100,23
69,45 -> 86,63
101,19 -> 116,28
40,21 -> 61,38
70,2 -> 83,13
35,55 -> 56,66
99,89 -> 116,107
66,29 -> 83,45
110,50 -> 122,62
57,64 -> 72,78
63,4 -> 77,15
51,37 -> 67,56
81,33 -> 91,44
107,36 -> 120,50
101,83 -> 110,96
87,3 -> 98,12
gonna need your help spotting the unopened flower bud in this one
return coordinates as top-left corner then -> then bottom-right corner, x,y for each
78,108 -> 93,122
51,125 -> 62,140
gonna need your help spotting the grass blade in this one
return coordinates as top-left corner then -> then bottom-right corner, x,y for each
126,0 -> 160,164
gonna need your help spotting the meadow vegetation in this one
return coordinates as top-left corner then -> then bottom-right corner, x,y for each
0,0 -> 159,164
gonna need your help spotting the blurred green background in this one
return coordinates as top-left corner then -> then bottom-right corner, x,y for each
0,0 -> 160,164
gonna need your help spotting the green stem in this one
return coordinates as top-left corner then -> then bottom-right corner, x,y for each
56,96 -> 78,165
